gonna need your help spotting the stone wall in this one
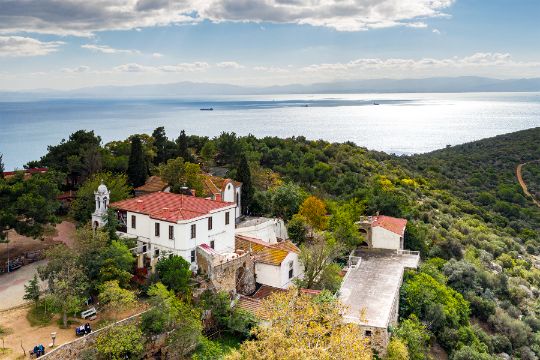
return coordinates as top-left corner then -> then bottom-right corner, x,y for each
196,249 -> 256,295
359,325 -> 390,357
41,311 -> 147,360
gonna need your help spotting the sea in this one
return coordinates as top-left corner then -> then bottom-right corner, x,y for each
1,92 -> 540,170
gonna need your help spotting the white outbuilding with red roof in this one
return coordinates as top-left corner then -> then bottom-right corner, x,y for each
357,215 -> 408,250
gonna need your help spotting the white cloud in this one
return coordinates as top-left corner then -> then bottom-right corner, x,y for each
62,65 -> 91,73
0,35 -> 63,57
432,28 -> 441,34
216,61 -> 244,69
253,66 -> 290,73
299,52 -> 540,79
113,62 -> 210,73
0,0 -> 455,35
81,44 -> 141,55
152,52 -> 164,58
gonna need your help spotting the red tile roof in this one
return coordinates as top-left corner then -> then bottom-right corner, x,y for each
134,176 -> 168,193
372,215 -> 407,236
110,192 -> 234,222
235,235 -> 299,266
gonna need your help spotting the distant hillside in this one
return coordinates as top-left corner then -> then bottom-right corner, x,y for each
403,127 -> 540,229
3,76 -> 540,99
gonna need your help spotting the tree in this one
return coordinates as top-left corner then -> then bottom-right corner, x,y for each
95,323 -> 144,360
145,282 -> 203,357
0,153 -> 4,178
127,135 -> 148,187
184,162 -> 204,196
152,126 -> 172,165
215,132 -> 242,165
38,245 -> 88,327
74,226 -> 110,291
295,233 -> 344,290
159,157 -> 185,190
227,288 -> 372,360
287,214 -> 308,244
394,315 -> 431,360
155,255 -> 192,295
23,274 -> 41,306
0,170 -> 62,238
299,195 -> 328,231
176,130 -> 192,162
99,240 -> 136,288
385,338 -> 410,360
38,130 -> 102,186
200,141 -> 217,166
270,183 -> 306,221
69,172 -> 131,223
236,153 -> 253,214
401,272 -> 470,331
98,280 -> 136,320
329,200 -> 364,248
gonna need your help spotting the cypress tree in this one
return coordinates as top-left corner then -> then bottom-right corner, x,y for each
236,153 -> 253,215
127,136 -> 148,187
176,130 -> 191,162
152,126 -> 168,165
0,153 -> 4,179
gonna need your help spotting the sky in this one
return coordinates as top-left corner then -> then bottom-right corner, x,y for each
1,0 -> 540,90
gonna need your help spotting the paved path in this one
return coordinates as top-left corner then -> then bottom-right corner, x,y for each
0,260 -> 47,310
516,161 -> 540,208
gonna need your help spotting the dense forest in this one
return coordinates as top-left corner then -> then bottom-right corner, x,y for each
1,126 -> 539,359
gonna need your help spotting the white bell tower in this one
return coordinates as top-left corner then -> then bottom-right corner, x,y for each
92,181 -> 110,229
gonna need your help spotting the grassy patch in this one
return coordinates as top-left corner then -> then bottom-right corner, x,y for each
214,333 -> 242,351
27,305 -> 55,327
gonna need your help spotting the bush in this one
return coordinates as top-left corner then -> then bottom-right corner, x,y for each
95,323 -> 144,360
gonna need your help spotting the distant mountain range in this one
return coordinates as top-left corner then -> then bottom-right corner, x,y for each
3,76 -> 540,99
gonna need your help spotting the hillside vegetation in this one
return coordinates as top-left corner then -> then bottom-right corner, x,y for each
2,127 -> 539,359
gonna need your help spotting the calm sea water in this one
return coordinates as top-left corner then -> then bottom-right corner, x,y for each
1,92 -> 540,170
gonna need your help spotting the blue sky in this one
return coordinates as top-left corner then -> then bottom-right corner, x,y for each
1,0 -> 539,90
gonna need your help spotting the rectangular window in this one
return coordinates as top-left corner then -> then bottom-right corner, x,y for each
168,225 -> 174,240
191,224 -> 196,239
208,217 -> 213,230
131,215 -> 136,229
190,250 -> 196,263
225,212 -> 230,225
365,330 -> 372,337
210,240 -> 215,249
155,223 -> 160,237
154,249 -> 160,257
288,261 -> 294,279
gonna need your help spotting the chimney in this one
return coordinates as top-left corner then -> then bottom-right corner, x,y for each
215,193 -> 222,202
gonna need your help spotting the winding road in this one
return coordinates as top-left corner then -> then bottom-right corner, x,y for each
516,161 -> 540,208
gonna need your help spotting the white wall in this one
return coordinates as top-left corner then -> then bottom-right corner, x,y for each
124,205 -> 236,265
254,252 -> 303,289
255,263 -> 282,288
371,227 -> 402,250
235,218 -> 288,244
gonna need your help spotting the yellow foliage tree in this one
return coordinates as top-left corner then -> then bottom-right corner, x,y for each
385,337 -> 409,360
227,288 -> 372,360
299,196 -> 328,231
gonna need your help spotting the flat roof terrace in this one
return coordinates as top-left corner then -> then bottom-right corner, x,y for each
339,248 -> 419,328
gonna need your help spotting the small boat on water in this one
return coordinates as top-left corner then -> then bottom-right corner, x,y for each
200,107 -> 214,111
373,102 -> 380,106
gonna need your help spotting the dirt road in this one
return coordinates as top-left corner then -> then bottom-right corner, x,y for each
516,161 -> 540,208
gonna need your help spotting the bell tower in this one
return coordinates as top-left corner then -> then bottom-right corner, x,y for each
92,181 -> 110,229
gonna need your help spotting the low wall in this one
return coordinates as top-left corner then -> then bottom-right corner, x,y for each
41,310 -> 148,359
